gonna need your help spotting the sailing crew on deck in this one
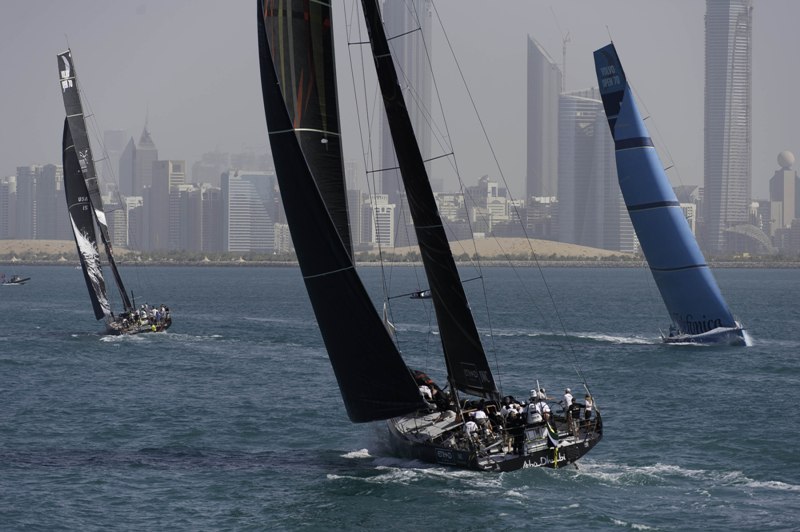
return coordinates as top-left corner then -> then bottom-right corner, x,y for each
562,388 -> 574,410
473,407 -> 491,435
418,384 -> 432,401
464,419 -> 479,441
525,392 -> 548,425
584,394 -> 594,420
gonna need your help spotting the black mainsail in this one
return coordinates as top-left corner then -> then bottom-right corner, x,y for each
62,118 -> 112,321
58,49 -> 133,313
359,0 -> 498,400
257,0 -> 426,422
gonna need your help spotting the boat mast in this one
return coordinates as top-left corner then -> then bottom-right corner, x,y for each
359,0 -> 498,401
58,50 -> 133,314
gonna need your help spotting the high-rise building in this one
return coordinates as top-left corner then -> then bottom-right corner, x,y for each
36,164 -> 68,240
769,150 -> 799,238
379,0 -> 433,205
363,194 -> 395,248
526,37 -> 561,200
221,170 -> 276,253
15,166 -> 39,239
557,89 -> 635,253
201,186 -> 223,252
150,160 -> 186,251
170,184 -> 199,251
135,125 -> 158,195
0,176 -> 16,239
703,0 -> 753,252
102,130 -> 127,192
118,124 -> 159,198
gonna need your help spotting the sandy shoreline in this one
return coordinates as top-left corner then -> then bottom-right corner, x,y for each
1,239 -> 796,268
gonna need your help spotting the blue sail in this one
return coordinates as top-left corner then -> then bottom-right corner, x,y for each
594,43 -> 743,343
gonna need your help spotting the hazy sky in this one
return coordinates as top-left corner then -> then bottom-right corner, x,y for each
2,0 -> 798,200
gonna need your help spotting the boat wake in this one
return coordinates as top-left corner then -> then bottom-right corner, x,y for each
334,447 -> 504,487
573,460 -> 800,492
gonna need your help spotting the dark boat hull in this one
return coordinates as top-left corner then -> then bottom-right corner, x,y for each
2,277 -> 30,285
387,411 -> 603,472
106,318 -> 172,336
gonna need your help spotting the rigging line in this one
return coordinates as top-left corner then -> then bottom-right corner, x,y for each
431,1 -> 589,391
628,81 -> 687,189
352,1 -> 435,357
343,0 -> 400,348
419,1 -> 509,395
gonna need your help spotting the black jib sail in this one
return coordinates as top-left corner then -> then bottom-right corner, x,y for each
359,0 -> 498,400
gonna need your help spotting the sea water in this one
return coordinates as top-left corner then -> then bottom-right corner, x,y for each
0,264 -> 798,530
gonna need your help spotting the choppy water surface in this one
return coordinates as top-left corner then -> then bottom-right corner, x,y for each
0,265 -> 798,530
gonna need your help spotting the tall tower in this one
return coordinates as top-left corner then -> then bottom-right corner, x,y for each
135,124 -> 159,195
526,37 -> 561,200
703,0 -> 753,252
150,160 -> 186,250
557,89 -> 634,253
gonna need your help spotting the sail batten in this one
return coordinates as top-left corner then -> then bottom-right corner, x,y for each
258,0 -> 425,422
594,43 -> 739,337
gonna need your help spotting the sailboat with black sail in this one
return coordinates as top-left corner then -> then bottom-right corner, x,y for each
58,49 -> 171,335
257,0 -> 602,471
594,43 -> 746,346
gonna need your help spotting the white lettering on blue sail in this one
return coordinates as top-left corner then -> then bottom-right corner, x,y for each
601,75 -> 621,89
600,65 -> 616,76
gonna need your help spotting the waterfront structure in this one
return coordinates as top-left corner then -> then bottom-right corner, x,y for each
703,0 -> 753,252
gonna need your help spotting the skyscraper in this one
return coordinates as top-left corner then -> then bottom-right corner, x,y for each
118,123 -> 159,198
36,164 -> 68,240
135,125 -> 159,196
221,170 -> 276,253
769,150 -> 799,239
14,166 -> 39,239
557,89 -> 634,253
102,129 -> 127,192
150,160 -> 186,250
526,37 -> 561,200
379,0 -> 433,206
704,0 -> 753,252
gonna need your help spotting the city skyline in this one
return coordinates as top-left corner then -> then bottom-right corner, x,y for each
2,1 -> 799,202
